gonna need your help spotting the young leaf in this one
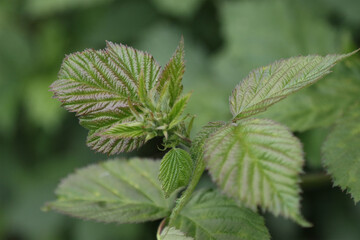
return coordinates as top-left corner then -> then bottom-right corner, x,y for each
322,103 -> 360,203
45,158 -> 176,223
171,189 -> 270,240
102,121 -> 146,138
86,128 -> 146,155
167,92 -> 191,129
157,37 -> 185,107
138,69 -> 155,110
51,42 -> 161,154
230,51 -> 357,120
204,118 -> 310,226
159,148 -> 193,198
158,227 -> 193,240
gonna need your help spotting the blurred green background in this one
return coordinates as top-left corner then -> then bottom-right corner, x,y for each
1,0 -> 360,239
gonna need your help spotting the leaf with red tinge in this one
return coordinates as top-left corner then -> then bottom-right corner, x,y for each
51,40 -> 190,154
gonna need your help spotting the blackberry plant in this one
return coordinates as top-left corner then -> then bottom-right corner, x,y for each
45,38 -> 359,239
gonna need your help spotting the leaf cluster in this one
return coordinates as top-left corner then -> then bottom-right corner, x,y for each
47,39 -> 359,239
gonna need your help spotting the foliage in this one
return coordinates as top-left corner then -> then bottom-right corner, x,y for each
46,33 -> 358,239
204,119 -> 309,226
323,103 -> 360,202
159,227 -> 193,240
45,158 -> 177,223
159,148 -> 193,198
229,53 -> 354,120
171,190 -> 270,240
51,39 -> 190,154
2,0 -> 360,239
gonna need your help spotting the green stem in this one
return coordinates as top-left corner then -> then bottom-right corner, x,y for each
168,158 -> 205,226
301,172 -> 331,190
175,132 -> 192,148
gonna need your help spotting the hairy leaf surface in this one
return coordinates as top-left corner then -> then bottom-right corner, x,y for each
45,158 -> 176,223
172,189 -> 270,240
51,42 -> 161,153
230,51 -> 356,120
167,93 -> 191,129
204,118 -> 309,226
322,103 -> 360,202
159,227 -> 193,240
102,121 -> 146,138
157,37 -> 185,107
159,148 -> 193,198
190,121 -> 226,165
257,61 -> 360,131
51,40 -> 191,154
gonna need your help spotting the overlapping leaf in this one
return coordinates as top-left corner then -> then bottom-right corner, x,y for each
190,121 -> 226,165
51,42 -> 161,153
51,40 -> 189,154
230,52 -> 356,120
45,158 -> 177,223
159,148 -> 193,198
172,189 -> 270,240
157,37 -> 185,107
322,103 -> 360,202
158,227 -> 193,240
204,118 -> 310,226
257,61 -> 360,132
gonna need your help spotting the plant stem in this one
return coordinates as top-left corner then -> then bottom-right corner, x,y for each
168,158 -> 205,226
157,218 -> 167,237
301,172 -> 331,190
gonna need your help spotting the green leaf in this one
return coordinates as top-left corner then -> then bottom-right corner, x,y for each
257,61 -> 360,132
213,0 -> 350,88
158,227 -> 193,240
168,92 -> 191,129
190,122 -> 226,165
159,148 -> 193,198
102,121 -> 146,138
172,189 -> 270,240
50,41 -> 161,154
322,103 -> 360,203
157,38 -> 185,107
230,51 -> 357,120
86,130 -> 145,155
51,40 -> 192,154
45,158 -> 177,223
204,118 -> 310,226
137,69 -> 155,110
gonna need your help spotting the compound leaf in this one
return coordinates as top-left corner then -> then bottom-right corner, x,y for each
172,189 -> 270,240
159,148 -> 193,198
204,118 -> 310,226
158,227 -> 193,240
322,103 -> 360,203
230,51 -> 357,120
45,158 -> 176,223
